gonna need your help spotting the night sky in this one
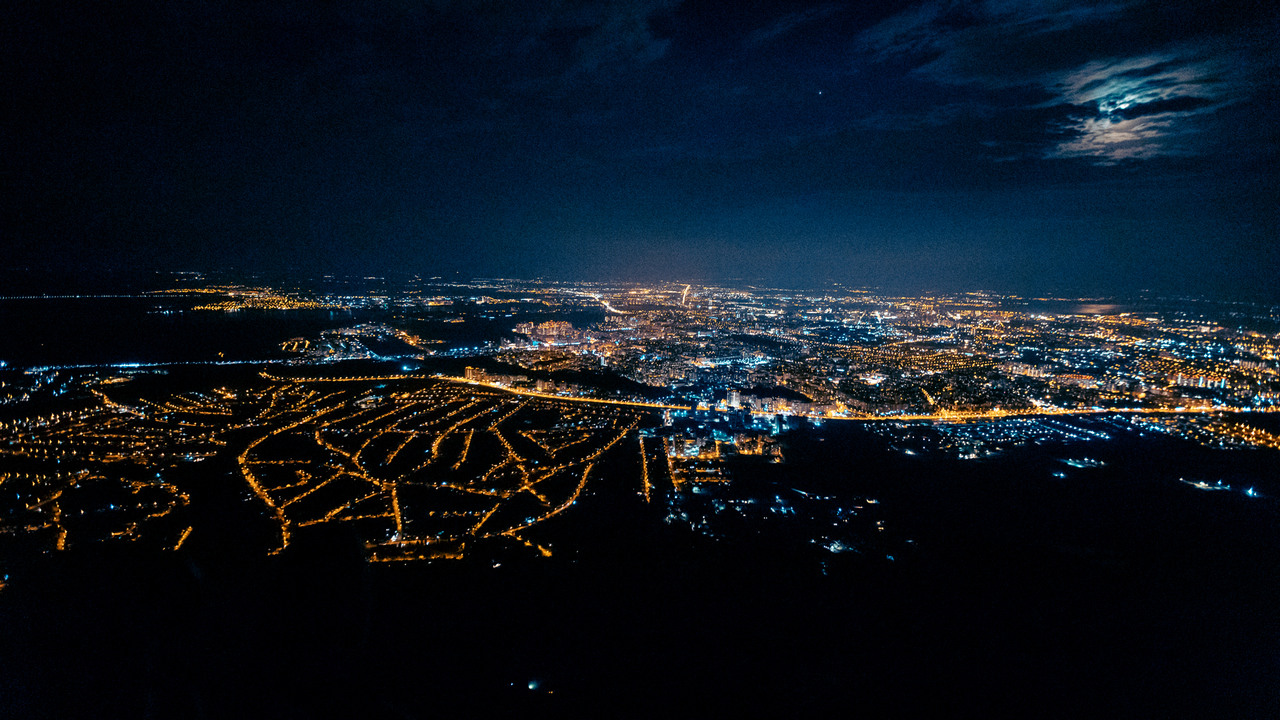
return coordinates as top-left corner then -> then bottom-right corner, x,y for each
6,1 -> 1278,296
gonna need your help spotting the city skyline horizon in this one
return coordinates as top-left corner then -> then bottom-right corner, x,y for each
4,264 -> 1280,305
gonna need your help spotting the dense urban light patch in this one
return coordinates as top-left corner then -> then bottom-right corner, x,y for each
3,275 -> 1277,560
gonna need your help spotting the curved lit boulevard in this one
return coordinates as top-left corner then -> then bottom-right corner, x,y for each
2,278 -> 1278,565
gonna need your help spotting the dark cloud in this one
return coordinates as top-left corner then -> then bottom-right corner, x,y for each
855,1 -> 1276,163
744,3 -> 843,47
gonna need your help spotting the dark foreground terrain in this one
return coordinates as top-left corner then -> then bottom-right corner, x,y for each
3,457 -> 1277,719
